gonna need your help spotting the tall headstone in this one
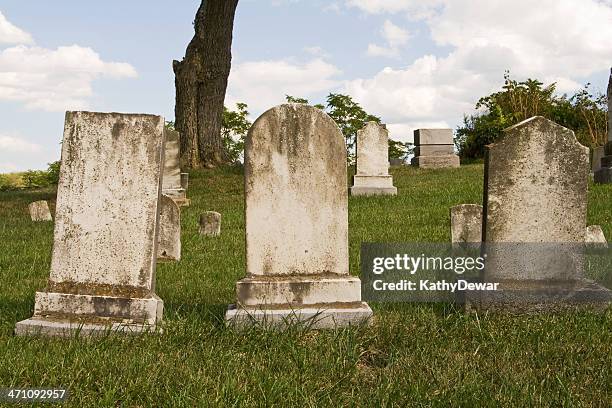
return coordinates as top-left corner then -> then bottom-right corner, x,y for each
467,116 -> 611,312
411,129 -> 460,169
15,112 -> 165,336
450,204 -> 482,244
158,195 -> 181,261
591,146 -> 605,174
28,200 -> 52,222
162,129 -> 190,206
594,68 -> 612,183
226,104 -> 372,328
350,122 -> 397,196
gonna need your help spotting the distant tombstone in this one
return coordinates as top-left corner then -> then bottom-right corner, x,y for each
450,204 -> 482,244
585,225 -> 608,248
594,68 -> 612,183
28,200 -> 52,222
467,116 -> 612,312
226,104 -> 372,328
162,129 -> 190,206
158,195 -> 181,261
199,211 -> 221,237
411,129 -> 460,169
350,122 -> 397,196
389,158 -> 405,166
15,111 -> 166,336
591,146 -> 605,174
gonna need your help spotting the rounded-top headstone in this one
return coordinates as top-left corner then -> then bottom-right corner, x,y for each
245,103 -> 348,276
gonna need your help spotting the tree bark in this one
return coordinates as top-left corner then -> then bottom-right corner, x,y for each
173,0 -> 239,168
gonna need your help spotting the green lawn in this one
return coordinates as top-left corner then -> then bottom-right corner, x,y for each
0,164 -> 611,407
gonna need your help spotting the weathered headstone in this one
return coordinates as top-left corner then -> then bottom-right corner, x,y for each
350,122 -> 397,196
411,129 -> 460,169
592,146 -> 605,174
594,68 -> 612,183
199,211 -> 221,237
585,225 -> 608,248
467,116 -> 611,312
162,129 -> 190,206
28,200 -> 52,222
15,111 -> 165,336
158,195 -> 181,261
389,158 -> 405,166
450,204 -> 482,244
226,104 -> 372,328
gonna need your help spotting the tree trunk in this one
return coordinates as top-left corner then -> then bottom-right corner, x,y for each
173,0 -> 239,168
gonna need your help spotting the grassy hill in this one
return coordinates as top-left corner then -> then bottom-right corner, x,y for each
0,164 -> 611,406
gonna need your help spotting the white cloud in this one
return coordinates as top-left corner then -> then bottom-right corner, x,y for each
226,58 -> 342,114
304,46 -> 331,59
0,134 -> 42,153
0,11 -> 137,112
366,20 -> 411,58
346,0 -> 444,18
0,11 -> 32,45
0,45 -> 137,111
345,0 -> 612,142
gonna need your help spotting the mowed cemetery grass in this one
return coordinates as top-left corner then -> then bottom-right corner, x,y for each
1,163 -> 611,407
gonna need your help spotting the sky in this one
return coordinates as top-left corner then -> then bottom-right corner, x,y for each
0,0 -> 611,172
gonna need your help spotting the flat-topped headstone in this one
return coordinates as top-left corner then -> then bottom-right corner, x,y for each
28,200 -> 52,222
226,104 -> 372,328
199,211 -> 221,237
162,129 -> 190,206
350,122 -> 397,196
411,128 -> 459,169
15,111 -> 166,336
467,116 -> 611,312
414,129 -> 453,145
594,68 -> 612,183
450,204 -> 482,244
158,194 -> 181,261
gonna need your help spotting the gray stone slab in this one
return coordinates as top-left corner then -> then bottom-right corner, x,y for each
28,200 -> 52,221
158,194 -> 181,261
199,211 -> 221,236
414,145 -> 455,156
467,116 -> 612,312
225,303 -> 373,329
414,129 -> 453,145
15,317 -> 161,337
450,204 -> 482,244
411,155 -> 460,169
592,146 -> 605,173
16,111 -> 165,336
595,68 -> 612,184
226,104 -> 370,329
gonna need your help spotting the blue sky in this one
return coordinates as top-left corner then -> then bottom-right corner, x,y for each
1,0 -> 611,171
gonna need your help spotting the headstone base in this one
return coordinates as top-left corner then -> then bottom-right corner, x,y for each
350,175 -> 397,196
464,279 -> 612,313
594,165 -> 612,184
15,317 -> 161,337
15,291 -> 163,336
163,188 -> 190,207
411,155 -> 460,169
225,303 -> 373,329
227,275 -> 372,329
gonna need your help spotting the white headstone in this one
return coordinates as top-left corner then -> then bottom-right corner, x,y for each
411,129 -> 460,169
162,129 -> 190,206
226,104 -> 372,328
158,194 -> 181,261
199,211 -> 221,237
15,111 -> 166,336
350,122 -> 397,196
28,200 -> 52,222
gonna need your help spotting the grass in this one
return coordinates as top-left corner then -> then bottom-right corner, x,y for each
0,163 -> 611,407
